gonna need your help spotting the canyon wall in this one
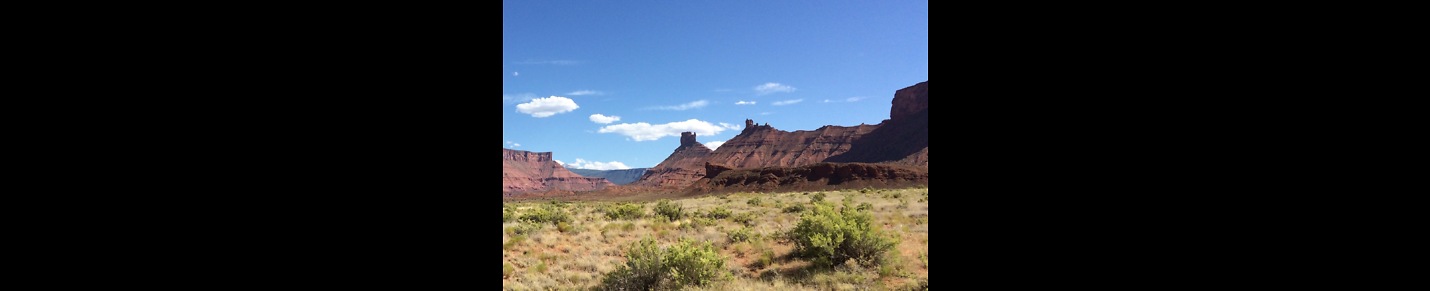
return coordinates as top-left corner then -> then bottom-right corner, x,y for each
503,148 -> 614,195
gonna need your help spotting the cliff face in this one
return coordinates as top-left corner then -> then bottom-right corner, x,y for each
568,168 -> 649,185
503,148 -> 614,194
631,132 -> 713,188
631,81 -> 928,189
825,81 -> 928,166
706,120 -> 880,170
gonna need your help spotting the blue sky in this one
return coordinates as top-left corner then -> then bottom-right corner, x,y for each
503,0 -> 927,169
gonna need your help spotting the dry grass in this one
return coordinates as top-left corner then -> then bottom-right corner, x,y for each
501,187 -> 930,290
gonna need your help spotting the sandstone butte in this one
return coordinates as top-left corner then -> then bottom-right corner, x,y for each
502,148 -> 614,195
631,81 -> 929,189
628,132 -> 713,188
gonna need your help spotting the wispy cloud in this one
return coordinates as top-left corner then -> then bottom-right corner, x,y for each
822,97 -> 866,103
503,93 -> 537,105
598,119 -> 732,141
718,122 -> 740,130
705,140 -> 726,150
589,114 -> 621,124
564,158 -> 631,170
514,59 -> 583,65
567,90 -> 605,96
754,82 -> 796,95
760,112 -> 773,115
515,96 -> 580,118
735,100 -> 756,105
513,72 -> 519,76
648,100 -> 709,111
505,141 -> 521,148
772,99 -> 804,106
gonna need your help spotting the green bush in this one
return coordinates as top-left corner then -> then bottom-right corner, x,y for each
605,203 -> 645,220
654,199 -> 684,221
857,202 -> 874,212
519,204 -> 571,225
505,222 -> 543,236
557,221 -> 574,233
811,192 -> 827,203
782,204 -> 806,213
727,227 -> 754,243
706,206 -> 732,219
502,206 -> 515,223
788,202 -> 899,267
747,197 -> 763,206
503,262 -> 514,277
599,238 -> 728,290
732,212 -> 757,227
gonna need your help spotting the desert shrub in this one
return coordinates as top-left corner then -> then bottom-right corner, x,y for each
682,217 -> 717,230
788,202 -> 899,267
782,204 -> 806,213
860,187 -> 874,194
519,204 -> 571,225
857,202 -> 874,211
599,238 -> 728,290
842,194 -> 855,206
811,192 -> 827,203
605,203 -> 645,220
706,206 -> 732,219
534,262 -> 548,273
727,227 -> 753,243
503,262 -> 514,277
897,199 -> 910,210
505,222 -> 543,236
731,212 -> 757,227
654,199 -> 684,221
747,197 -> 763,206
502,206 -> 516,223
557,221 -> 574,233
503,235 -> 526,250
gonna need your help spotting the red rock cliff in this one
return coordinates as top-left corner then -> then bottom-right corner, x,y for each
630,132 -> 713,188
503,148 -> 614,195
825,81 -> 928,166
632,81 -> 928,189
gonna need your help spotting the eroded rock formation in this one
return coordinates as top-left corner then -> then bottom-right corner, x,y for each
630,132 -> 713,188
826,81 -> 928,166
503,148 -> 614,195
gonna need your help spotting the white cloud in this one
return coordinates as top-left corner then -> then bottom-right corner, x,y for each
846,97 -> 866,102
823,99 -> 833,103
649,100 -> 709,111
705,141 -> 726,150
567,90 -> 604,96
555,160 -> 565,165
513,72 -> 519,76
516,96 -> 580,118
772,99 -> 804,106
566,158 -> 631,170
754,82 -> 795,95
760,112 -> 773,115
735,100 -> 756,105
598,119 -> 731,141
590,114 -> 621,124
505,141 -> 521,148
718,122 -> 740,130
